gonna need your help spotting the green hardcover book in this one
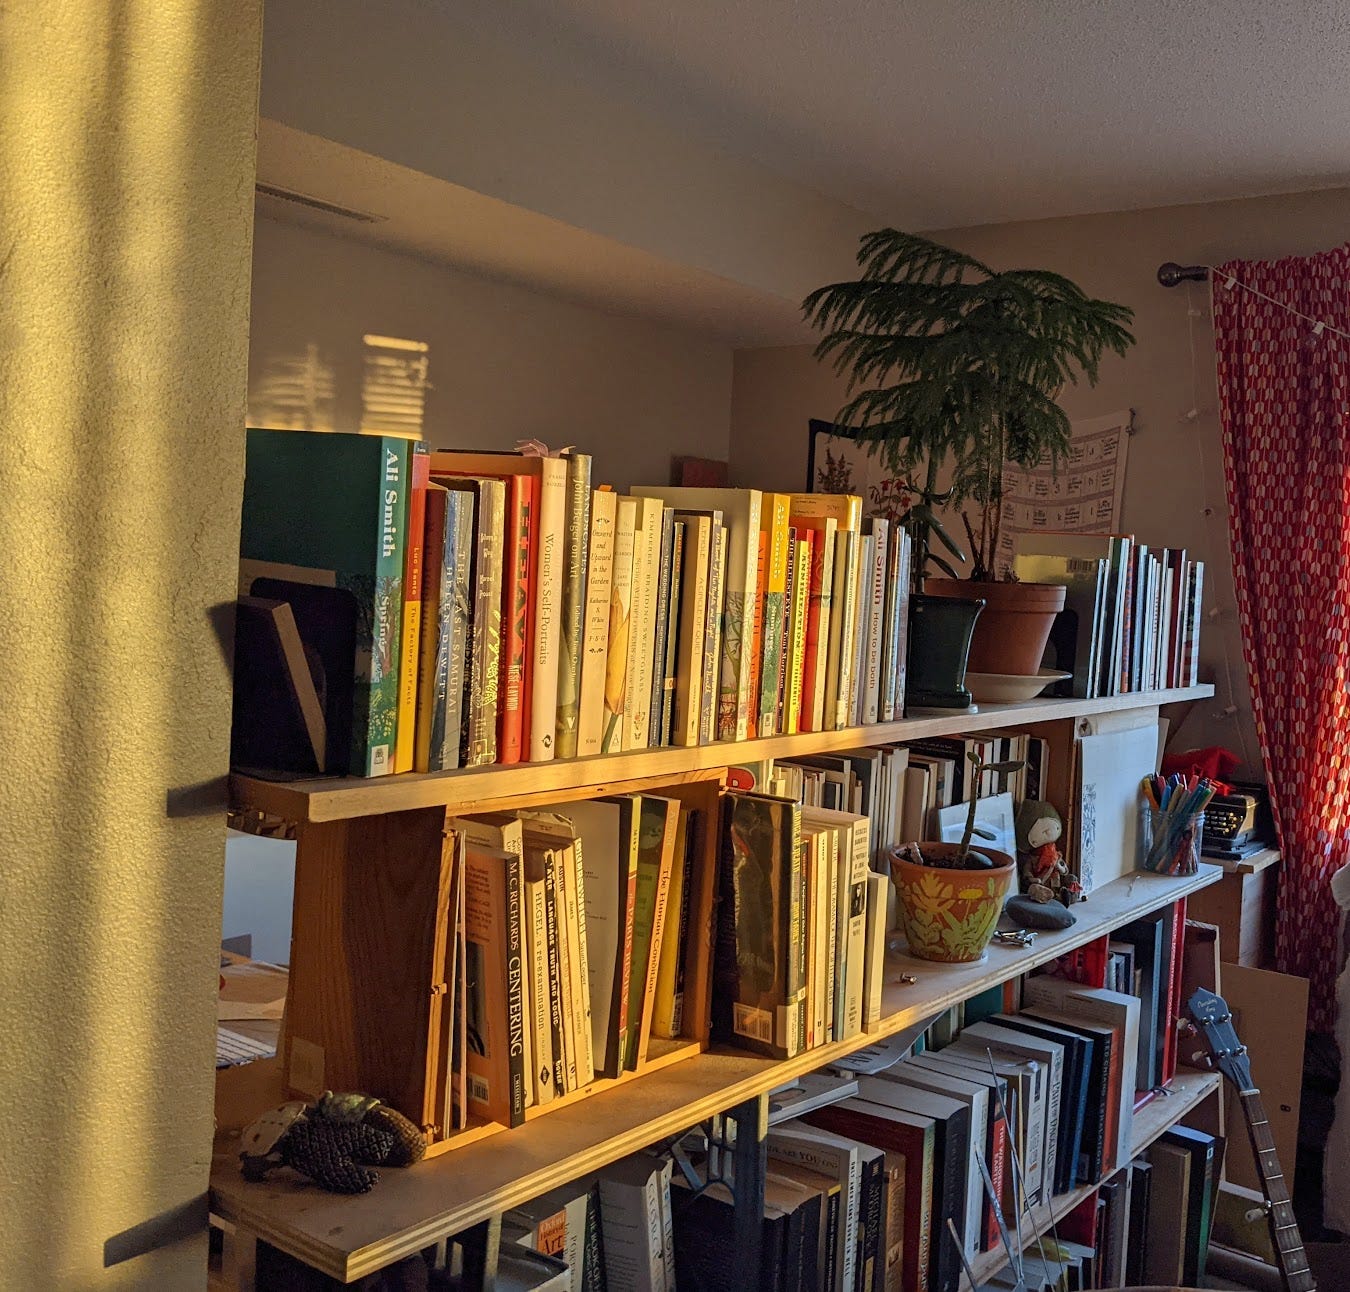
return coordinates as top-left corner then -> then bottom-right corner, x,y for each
623,795 -> 679,1069
555,452 -> 592,760
239,428 -> 410,777
712,790 -> 805,1059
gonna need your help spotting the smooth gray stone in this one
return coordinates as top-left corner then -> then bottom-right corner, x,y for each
1005,893 -> 1076,930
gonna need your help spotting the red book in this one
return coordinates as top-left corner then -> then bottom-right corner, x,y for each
497,474 -> 535,765
394,447 -> 430,773
806,1100 -> 934,1292
1160,896 -> 1187,1085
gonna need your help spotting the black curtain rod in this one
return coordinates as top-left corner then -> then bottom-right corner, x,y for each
1157,261 -> 1209,287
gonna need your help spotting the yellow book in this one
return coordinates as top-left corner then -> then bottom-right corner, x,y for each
784,531 -> 812,734
394,447 -> 430,772
786,491 -> 863,533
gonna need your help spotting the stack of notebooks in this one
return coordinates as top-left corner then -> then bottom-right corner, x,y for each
438,792 -> 702,1132
1011,533 -> 1204,699
235,429 -> 913,779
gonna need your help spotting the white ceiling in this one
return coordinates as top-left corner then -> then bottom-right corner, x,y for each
459,0 -> 1350,229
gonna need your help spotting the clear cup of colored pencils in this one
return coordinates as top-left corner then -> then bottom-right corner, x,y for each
1139,774 -> 1216,877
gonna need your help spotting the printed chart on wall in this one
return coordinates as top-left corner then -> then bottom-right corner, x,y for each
996,409 -> 1132,577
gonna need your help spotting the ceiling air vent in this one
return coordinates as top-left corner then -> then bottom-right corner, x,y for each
254,182 -> 386,224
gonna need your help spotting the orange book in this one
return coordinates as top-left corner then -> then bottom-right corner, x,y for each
394,447 -> 430,772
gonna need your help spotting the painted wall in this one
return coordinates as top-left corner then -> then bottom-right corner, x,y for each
249,215 -> 734,489
731,187 -> 1350,771
258,0 -> 870,303
0,1 -> 261,1287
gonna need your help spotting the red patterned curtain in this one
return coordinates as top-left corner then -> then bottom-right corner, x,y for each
1212,246 -> 1350,1030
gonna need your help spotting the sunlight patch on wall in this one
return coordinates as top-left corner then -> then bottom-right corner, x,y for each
359,333 -> 430,438
248,342 -> 336,430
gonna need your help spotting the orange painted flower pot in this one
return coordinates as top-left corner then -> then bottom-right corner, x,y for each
888,843 -> 1016,963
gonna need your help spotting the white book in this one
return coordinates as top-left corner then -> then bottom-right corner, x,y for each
670,512 -> 710,747
829,530 -> 861,730
598,1154 -> 670,1291
522,873 -> 555,1107
576,489 -> 616,758
882,1063 -> 989,1265
603,498 -> 637,753
1021,978 -> 1140,1168
850,534 -> 874,726
631,487 -> 763,741
960,1020 -> 1065,1204
862,872 -> 888,1030
765,1124 -> 861,1292
802,805 -> 869,1043
624,497 -> 665,751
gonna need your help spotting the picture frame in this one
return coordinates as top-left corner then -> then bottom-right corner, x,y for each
805,418 -> 913,523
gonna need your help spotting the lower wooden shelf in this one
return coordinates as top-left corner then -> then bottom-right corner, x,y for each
209,863 -> 1220,1283
963,1069 -> 1222,1288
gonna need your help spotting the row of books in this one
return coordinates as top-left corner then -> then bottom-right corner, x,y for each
446,792 -> 700,1131
1012,533 -> 1204,699
983,1127 -> 1218,1292
502,982 -> 1214,1292
236,430 -> 913,779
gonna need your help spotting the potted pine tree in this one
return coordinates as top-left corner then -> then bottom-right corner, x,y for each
804,231 -> 1134,696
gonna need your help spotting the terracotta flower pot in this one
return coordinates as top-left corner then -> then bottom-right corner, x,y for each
888,843 -> 1016,963
924,578 -> 1066,677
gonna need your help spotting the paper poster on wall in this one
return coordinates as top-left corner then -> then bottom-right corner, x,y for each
1075,722 -> 1159,892
996,409 -> 1132,577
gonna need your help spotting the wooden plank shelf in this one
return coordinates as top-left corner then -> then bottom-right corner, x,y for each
209,862 -> 1222,1282
231,685 -> 1214,824
965,1069 -> 1222,1289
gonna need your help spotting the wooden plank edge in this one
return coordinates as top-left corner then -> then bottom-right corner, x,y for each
233,686 -> 1215,824
211,869 -> 1219,1280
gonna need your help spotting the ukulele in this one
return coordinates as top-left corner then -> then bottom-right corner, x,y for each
1186,986 -> 1316,1291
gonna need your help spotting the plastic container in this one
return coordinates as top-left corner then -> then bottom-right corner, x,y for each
1138,806 -> 1205,877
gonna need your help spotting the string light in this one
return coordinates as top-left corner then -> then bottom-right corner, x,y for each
1196,264 -> 1350,342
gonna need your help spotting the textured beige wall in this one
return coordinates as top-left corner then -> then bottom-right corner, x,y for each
0,3 -> 261,1286
731,187 -> 1350,770
249,215 -> 735,489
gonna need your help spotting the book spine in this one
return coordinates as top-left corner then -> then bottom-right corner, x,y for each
555,453 -> 592,759
841,826 -> 869,1041
746,530 -> 768,737
785,531 -> 812,734
440,498 -> 475,770
893,533 -> 911,717
463,850 -> 517,1128
525,877 -> 555,1106
659,520 -> 684,745
498,474 -> 533,766
824,833 -> 839,1044
722,493 -> 762,742
786,813 -> 805,1058
863,522 -> 887,725
505,856 -> 528,1123
357,438 -> 409,776
822,1186 -> 841,1292
577,489 -> 616,758
553,849 -> 581,1093
652,814 -> 692,1039
799,518 -> 836,731
648,510 -> 675,746
467,483 -> 504,766
987,1104 -> 1008,1251
833,532 -> 860,730
671,518 -> 708,747
858,1153 -> 883,1292
614,812 -> 640,1076
626,501 -> 662,749
569,838 -> 596,1088
603,499 -> 637,754
701,523 -> 726,744
759,495 -> 790,736
394,447 -> 429,773
583,1181 -> 605,1292
778,528 -> 797,734
414,488 -> 447,774
1186,561 -> 1204,686
541,855 -> 570,1095
529,458 -> 566,762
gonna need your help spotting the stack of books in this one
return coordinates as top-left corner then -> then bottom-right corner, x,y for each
441,792 -> 701,1132
1012,534 -> 1204,700
235,430 -> 912,778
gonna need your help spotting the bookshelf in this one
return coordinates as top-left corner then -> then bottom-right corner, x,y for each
231,683 -> 1213,825
212,682 -> 1220,1285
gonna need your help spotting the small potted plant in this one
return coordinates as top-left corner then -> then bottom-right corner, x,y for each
804,230 -> 1135,686
888,753 -> 1021,963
